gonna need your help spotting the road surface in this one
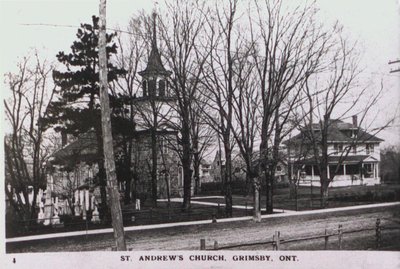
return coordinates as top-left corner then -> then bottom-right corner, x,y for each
7,203 -> 400,252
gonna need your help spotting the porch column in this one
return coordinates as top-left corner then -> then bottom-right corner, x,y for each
327,165 -> 330,179
376,163 -> 379,179
343,164 -> 346,176
361,163 -> 364,179
50,174 -> 54,192
311,165 -> 315,181
373,163 -> 376,179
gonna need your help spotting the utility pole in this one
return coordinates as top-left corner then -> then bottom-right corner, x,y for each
389,59 -> 400,73
99,0 -> 126,250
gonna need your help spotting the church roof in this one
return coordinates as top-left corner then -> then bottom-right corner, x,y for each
139,13 -> 171,76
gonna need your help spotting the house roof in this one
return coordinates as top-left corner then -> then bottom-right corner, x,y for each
285,119 -> 383,144
49,131 -> 99,166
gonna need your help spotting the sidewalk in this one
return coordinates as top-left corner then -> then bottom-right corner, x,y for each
6,201 -> 400,243
159,196 -> 294,213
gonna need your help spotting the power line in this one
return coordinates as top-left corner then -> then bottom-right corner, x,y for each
19,23 -> 400,78
388,59 -> 400,73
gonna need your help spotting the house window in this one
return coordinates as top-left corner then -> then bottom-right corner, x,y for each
276,165 -> 282,172
366,144 -> 374,154
352,145 -> 357,154
334,143 -> 343,155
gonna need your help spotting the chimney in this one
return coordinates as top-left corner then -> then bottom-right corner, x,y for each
352,115 -> 358,128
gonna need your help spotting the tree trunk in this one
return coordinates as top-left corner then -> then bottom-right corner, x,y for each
151,128 -> 158,208
319,167 -> 329,208
193,153 -> 200,195
182,122 -> 192,211
99,0 -> 126,250
224,141 -> 233,217
265,170 -> 274,214
253,178 -> 261,222
164,173 -> 171,206
182,159 -> 192,211
289,182 -> 296,199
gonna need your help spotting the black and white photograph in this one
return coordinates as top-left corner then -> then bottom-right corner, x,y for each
1,0 -> 399,268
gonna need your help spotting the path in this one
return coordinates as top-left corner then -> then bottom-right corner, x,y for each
6,202 -> 400,252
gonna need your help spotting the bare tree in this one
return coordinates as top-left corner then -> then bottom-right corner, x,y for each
199,0 -> 241,217
157,0 -> 210,210
229,42 -> 262,221
190,98 -> 215,195
4,51 -> 55,222
298,33 -> 392,208
112,13 -> 149,204
250,0 -> 333,214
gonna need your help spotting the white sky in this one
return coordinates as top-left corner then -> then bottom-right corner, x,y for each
0,0 -> 399,147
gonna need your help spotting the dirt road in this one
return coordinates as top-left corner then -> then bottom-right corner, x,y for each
7,204 -> 400,252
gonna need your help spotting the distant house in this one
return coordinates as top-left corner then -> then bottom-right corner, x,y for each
209,149 -> 288,184
210,150 -> 225,182
199,160 -> 212,183
285,116 -> 383,187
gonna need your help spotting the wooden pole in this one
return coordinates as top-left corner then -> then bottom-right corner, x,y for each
273,231 -> 280,250
324,228 -> 329,250
99,0 -> 126,251
253,181 -> 261,222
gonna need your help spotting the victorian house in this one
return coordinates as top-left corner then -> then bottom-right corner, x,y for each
286,116 -> 383,187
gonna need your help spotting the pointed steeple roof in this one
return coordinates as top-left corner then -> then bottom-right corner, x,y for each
139,12 -> 171,76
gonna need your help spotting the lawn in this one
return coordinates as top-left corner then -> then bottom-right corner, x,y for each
7,204 -> 400,252
6,184 -> 400,238
196,183 -> 400,211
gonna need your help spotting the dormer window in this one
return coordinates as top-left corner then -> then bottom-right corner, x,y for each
352,145 -> 357,154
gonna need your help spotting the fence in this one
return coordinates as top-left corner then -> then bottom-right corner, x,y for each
6,203 -> 251,238
199,218 -> 400,250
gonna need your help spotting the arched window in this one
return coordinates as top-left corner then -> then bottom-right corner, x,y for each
142,80 -> 147,96
148,79 -> 156,96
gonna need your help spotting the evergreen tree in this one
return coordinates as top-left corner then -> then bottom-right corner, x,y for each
43,16 -> 127,219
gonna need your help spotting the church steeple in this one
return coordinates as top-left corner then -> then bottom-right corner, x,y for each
152,12 -> 157,51
139,12 -> 171,76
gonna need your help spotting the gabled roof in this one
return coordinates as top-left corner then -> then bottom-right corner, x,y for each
49,131 -> 99,166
